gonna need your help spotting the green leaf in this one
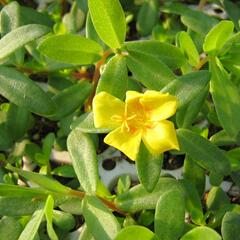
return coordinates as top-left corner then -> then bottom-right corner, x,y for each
210,130 -> 237,146
137,0 -> 159,36
6,165 -> 70,194
88,0 -> 126,49
44,195 -> 58,240
183,156 -> 205,197
180,179 -> 204,224
177,31 -> 199,67
18,204 -> 45,240
0,1 -> 21,35
53,210 -> 75,231
161,71 -> 210,108
210,58 -> 240,137
0,67 -> 56,117
114,226 -> 158,240
180,226 -> 221,240
38,34 -> 103,65
0,24 -> 50,60
82,195 -> 121,240
176,85 -> 208,128
206,187 -> 229,211
126,51 -> 176,90
222,211 -> 240,240
71,111 -> 111,133
67,129 -> 98,193
0,216 -> 22,240
177,129 -> 231,175
78,224 -> 95,240
0,123 -> 13,150
203,20 -> 234,55
115,178 -> 182,212
154,190 -> 185,240
96,54 -> 128,100
6,103 -> 31,141
124,40 -> 186,69
51,81 -> 92,120
136,142 -> 163,192
223,0 -> 240,31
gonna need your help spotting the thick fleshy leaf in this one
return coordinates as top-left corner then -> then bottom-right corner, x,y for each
223,0 -> 240,30
51,81 -> 92,120
96,55 -> 128,99
114,226 -> 159,240
0,24 -> 50,60
82,195 -> 121,240
67,129 -> 98,193
124,40 -> 186,69
136,142 -> 163,192
6,165 -> 70,194
126,51 -> 176,90
38,34 -> 103,65
177,129 -> 231,175
0,124 -> 13,150
161,71 -> 210,108
154,190 -> 185,240
18,204 -> 45,240
177,31 -> 199,67
180,226 -> 221,240
0,217 -> 22,240
6,103 -> 31,141
115,178 -> 182,212
71,112 -> 111,133
203,20 -> 234,55
88,0 -> 126,49
210,58 -> 240,137
136,0 -> 159,36
0,67 -> 56,117
221,211 -> 240,240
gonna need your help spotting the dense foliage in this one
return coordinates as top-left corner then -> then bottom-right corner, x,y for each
0,0 -> 240,239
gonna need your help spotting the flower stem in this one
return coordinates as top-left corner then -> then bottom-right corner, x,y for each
194,55 -> 209,71
198,0 -> 208,10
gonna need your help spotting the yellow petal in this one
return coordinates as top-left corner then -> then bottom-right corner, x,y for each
93,92 -> 125,129
140,90 -> 178,121
126,91 -> 143,103
104,127 -> 142,161
142,120 -> 179,155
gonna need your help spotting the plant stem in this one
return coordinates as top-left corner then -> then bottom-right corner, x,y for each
84,49 -> 113,111
198,0 -> 208,10
194,55 -> 209,71
69,189 -> 127,216
0,0 -> 7,5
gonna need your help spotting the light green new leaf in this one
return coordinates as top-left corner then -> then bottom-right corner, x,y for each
221,211 -> 240,240
114,226 -> 158,240
180,226 -> 221,240
67,129 -> 99,193
136,142 -> 163,193
38,34 -> 103,65
177,31 -> 199,67
82,195 -> 121,240
124,40 -> 186,69
96,54 -> 128,100
126,51 -> 176,90
51,81 -> 92,120
210,58 -> 240,137
45,195 -> 58,240
177,129 -> 231,175
0,67 -> 56,117
0,24 -> 50,60
161,71 -> 210,108
154,190 -> 185,240
203,20 -> 234,55
18,204 -> 45,240
88,0 -> 126,49
115,178 -> 182,212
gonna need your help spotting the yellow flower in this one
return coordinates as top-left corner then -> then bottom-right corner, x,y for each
93,90 -> 179,160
